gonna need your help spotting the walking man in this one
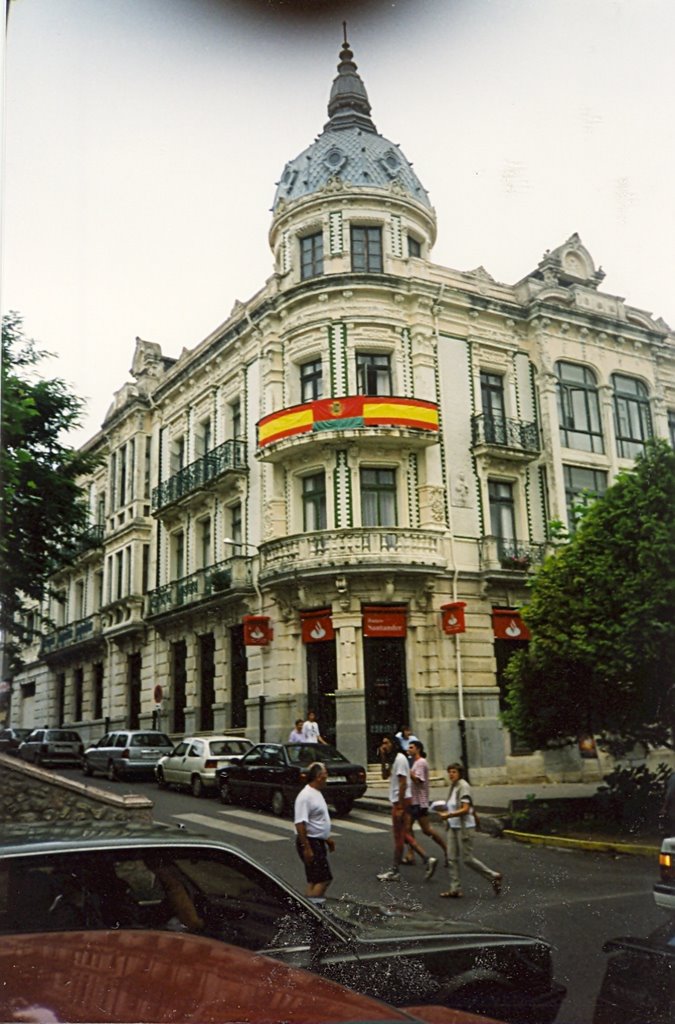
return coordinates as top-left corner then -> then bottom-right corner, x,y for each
288,718 -> 305,743
376,734 -> 437,882
294,762 -> 335,905
407,740 -> 447,869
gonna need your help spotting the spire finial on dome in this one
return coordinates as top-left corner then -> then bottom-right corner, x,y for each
326,29 -> 376,132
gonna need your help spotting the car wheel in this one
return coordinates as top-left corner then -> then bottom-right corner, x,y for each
333,798 -> 353,816
107,760 -> 119,782
156,767 -> 167,789
191,774 -> 204,799
82,758 -> 93,777
271,789 -> 286,817
219,779 -> 232,805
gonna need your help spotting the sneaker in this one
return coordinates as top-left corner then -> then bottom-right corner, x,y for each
424,856 -> 438,881
377,869 -> 401,882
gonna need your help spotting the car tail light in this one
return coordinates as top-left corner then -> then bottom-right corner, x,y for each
349,770 -> 366,784
204,759 -> 218,769
660,850 -> 674,882
121,748 -> 130,759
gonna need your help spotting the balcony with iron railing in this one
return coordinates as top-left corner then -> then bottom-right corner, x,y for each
471,414 -> 540,460
260,527 -> 447,582
152,440 -> 248,513
479,536 -> 547,576
147,556 -> 253,618
257,396 -> 440,462
58,524 -> 105,564
40,613 -> 102,657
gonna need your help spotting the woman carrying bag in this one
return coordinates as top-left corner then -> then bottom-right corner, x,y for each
437,762 -> 503,899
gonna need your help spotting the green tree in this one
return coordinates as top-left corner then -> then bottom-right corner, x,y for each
503,440 -> 675,756
1,313 -> 100,668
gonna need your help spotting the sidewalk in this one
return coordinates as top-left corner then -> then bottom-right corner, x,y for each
355,779 -> 662,858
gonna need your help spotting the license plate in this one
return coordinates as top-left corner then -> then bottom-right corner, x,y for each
54,745 -> 72,752
329,775 -> 347,783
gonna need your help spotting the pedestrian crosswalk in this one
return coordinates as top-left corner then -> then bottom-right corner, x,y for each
174,806 -> 390,843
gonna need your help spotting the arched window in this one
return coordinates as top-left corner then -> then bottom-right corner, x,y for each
556,362 -> 604,453
612,374 -> 652,459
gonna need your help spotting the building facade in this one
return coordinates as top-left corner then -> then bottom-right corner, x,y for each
11,39 -> 675,782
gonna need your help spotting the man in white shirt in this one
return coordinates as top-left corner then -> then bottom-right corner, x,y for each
302,710 -> 327,745
294,762 -> 335,903
288,718 -> 305,743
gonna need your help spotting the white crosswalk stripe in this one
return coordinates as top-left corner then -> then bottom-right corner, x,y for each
177,812 -> 286,842
174,806 -> 390,843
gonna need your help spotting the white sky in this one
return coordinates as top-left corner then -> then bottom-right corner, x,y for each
3,0 -> 675,443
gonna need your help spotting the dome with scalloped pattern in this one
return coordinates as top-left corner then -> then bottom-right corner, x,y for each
273,37 -> 431,211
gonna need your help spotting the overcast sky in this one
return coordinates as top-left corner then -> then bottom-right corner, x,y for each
3,0 -> 675,443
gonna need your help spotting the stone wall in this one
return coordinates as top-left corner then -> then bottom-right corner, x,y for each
0,754 -> 153,827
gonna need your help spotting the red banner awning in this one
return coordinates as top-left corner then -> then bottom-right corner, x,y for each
440,601 -> 466,635
300,609 -> 335,644
362,606 -> 407,638
492,609 -> 531,641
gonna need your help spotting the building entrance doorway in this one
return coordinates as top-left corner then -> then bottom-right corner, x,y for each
306,641 -> 337,746
198,633 -> 215,732
364,637 -> 408,761
128,653 -> 141,729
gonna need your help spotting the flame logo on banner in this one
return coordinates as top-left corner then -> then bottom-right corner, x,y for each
250,626 -> 265,640
310,622 -> 327,640
505,620 -> 522,637
446,614 -> 458,627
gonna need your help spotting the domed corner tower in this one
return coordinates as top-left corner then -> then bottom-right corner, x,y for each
268,32 -> 437,289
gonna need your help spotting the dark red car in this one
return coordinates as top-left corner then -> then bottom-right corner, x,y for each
0,929 -> 502,1024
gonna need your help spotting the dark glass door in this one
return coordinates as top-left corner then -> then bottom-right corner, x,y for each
199,632 -> 215,732
230,625 -> 247,729
171,640 -> 187,734
364,637 -> 408,761
306,641 -> 337,746
128,653 -> 141,729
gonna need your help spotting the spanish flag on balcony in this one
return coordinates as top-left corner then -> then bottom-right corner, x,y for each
258,396 -> 439,448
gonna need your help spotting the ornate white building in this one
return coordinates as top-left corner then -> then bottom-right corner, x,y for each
11,38 -> 675,781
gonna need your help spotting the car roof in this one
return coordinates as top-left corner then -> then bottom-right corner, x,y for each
180,735 -> 252,743
0,929 -> 425,1023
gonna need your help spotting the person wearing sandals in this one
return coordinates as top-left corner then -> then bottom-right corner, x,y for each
437,762 -> 503,899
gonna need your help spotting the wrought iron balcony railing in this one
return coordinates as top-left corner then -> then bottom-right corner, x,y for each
58,524 -> 105,563
147,557 -> 253,617
471,414 -> 539,454
479,536 -> 546,574
40,613 -> 102,656
152,439 -> 247,512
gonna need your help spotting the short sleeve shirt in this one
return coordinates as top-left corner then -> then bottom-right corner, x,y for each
410,756 -> 430,807
302,720 -> 320,743
294,784 -> 331,839
388,751 -> 412,804
447,778 -> 476,829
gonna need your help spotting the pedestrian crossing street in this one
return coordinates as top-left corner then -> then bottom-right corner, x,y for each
174,806 -> 391,843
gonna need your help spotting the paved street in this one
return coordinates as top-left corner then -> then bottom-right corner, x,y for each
68,770 -> 665,1024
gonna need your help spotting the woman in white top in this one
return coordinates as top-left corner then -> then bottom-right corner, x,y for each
437,762 -> 502,898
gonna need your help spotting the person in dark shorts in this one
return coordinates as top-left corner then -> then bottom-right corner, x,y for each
294,761 -> 335,904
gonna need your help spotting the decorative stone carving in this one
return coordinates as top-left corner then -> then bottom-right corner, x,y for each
451,474 -> 471,509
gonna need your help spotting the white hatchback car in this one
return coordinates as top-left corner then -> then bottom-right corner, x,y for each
155,735 -> 253,797
654,835 -> 675,912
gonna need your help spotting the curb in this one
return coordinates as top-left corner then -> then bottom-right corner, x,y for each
503,829 -> 660,857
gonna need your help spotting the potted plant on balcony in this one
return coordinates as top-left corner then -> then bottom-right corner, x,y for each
500,551 -> 532,571
210,569 -> 231,592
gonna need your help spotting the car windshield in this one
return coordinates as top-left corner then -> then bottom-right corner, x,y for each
210,740 -> 250,756
286,744 -> 348,765
0,847 -> 320,952
45,731 -> 81,742
129,733 -> 172,748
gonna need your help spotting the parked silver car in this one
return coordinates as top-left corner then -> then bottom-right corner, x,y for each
18,728 -> 84,768
82,730 -> 173,781
155,735 -> 253,797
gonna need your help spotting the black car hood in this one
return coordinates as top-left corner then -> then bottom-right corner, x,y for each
323,897 -> 543,949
